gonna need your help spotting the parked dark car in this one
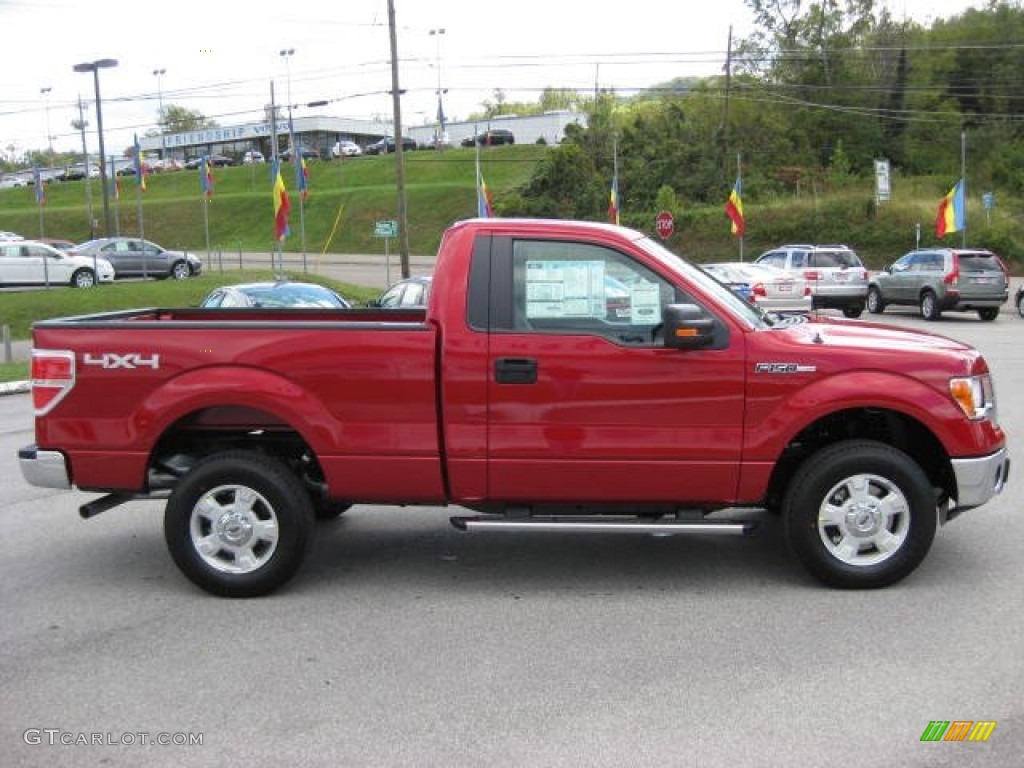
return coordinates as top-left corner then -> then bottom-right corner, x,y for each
200,281 -> 351,308
280,147 -> 323,162
364,136 -> 417,155
70,237 -> 201,280
462,129 -> 515,147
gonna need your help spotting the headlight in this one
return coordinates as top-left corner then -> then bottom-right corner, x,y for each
949,374 -> 996,421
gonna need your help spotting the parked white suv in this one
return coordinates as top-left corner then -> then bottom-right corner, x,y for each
755,244 -> 869,317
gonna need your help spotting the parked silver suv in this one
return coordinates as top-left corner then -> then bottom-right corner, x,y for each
754,244 -> 868,317
867,248 -> 1008,321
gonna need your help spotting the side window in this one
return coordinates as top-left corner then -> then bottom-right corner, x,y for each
759,251 -> 783,269
399,284 -> 423,307
790,251 -> 808,269
378,285 -> 403,308
510,240 -> 681,345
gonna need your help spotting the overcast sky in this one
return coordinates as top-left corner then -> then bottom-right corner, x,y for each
0,0 -> 983,158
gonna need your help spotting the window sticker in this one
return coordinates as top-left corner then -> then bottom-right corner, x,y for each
525,260 -> 607,319
630,282 -> 661,323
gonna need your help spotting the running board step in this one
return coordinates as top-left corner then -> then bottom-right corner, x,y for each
450,516 -> 755,535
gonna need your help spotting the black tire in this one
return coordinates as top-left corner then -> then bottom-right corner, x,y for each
1017,293 -> 1024,319
920,290 -> 941,321
314,499 -> 352,521
70,268 -> 96,288
170,260 -> 191,280
866,287 -> 885,314
164,451 -> 314,597
977,307 -> 999,322
782,440 -> 936,589
842,304 -> 864,319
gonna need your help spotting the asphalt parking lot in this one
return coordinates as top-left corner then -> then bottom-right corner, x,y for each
1,309 -> 1021,768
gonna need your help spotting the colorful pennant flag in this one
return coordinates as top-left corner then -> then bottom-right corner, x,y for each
725,178 -> 745,237
273,161 -> 291,241
476,168 -> 492,218
936,179 -> 965,238
133,134 -> 147,191
200,156 -> 214,199
296,153 -> 309,201
33,167 -> 45,206
608,173 -> 620,226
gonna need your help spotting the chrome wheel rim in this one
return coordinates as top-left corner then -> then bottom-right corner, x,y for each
817,473 -> 911,567
190,484 -> 279,574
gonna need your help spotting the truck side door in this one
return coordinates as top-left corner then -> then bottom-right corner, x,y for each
481,236 -> 745,505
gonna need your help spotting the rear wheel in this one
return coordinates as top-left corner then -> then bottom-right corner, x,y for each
866,287 -> 885,314
70,269 -> 96,288
1017,292 -> 1024,318
783,440 -> 936,589
170,260 -> 191,280
920,290 -> 941,321
977,307 -> 999,322
842,304 -> 864,319
164,451 -> 313,597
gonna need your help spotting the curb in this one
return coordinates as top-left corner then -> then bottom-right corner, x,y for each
0,380 -> 30,396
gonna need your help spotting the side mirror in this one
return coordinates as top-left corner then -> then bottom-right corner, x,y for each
663,304 -> 716,350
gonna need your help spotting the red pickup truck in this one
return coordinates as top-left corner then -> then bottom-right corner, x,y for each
18,218 -> 1009,597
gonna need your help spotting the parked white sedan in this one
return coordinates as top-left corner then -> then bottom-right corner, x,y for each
704,262 -> 812,314
0,240 -> 115,288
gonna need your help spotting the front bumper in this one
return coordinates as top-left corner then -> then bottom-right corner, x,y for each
952,447 -> 1009,511
18,444 -> 71,489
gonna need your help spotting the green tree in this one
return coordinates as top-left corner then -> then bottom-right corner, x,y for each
156,105 -> 218,135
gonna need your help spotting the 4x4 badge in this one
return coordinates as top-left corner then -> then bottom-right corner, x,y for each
755,362 -> 817,374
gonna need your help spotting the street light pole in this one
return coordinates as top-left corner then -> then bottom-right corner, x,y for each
429,28 -> 446,148
279,48 -> 295,155
153,68 -> 166,160
40,87 -> 53,168
73,58 -> 118,237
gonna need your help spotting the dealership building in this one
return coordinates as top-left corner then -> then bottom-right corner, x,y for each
136,111 -> 585,161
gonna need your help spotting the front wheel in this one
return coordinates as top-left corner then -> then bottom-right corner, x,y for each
164,451 -> 314,597
70,268 -> 96,288
977,307 -> 999,322
782,440 -> 936,589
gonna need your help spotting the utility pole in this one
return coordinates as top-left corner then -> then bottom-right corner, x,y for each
76,96 -> 96,238
387,0 -> 411,278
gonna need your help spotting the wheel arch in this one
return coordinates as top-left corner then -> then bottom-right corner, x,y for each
763,406 -> 955,513
136,367 -> 337,493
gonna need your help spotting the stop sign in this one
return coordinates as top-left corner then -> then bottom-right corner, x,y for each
655,210 -> 674,239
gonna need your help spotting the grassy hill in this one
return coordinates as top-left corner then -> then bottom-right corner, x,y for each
3,144 -> 1023,272
0,145 -> 546,257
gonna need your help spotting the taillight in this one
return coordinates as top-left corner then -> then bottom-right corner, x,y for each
803,285 -> 811,296
31,350 -> 75,416
945,255 -> 960,286
752,283 -> 767,298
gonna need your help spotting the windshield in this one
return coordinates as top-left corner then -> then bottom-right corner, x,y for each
635,236 -> 771,328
